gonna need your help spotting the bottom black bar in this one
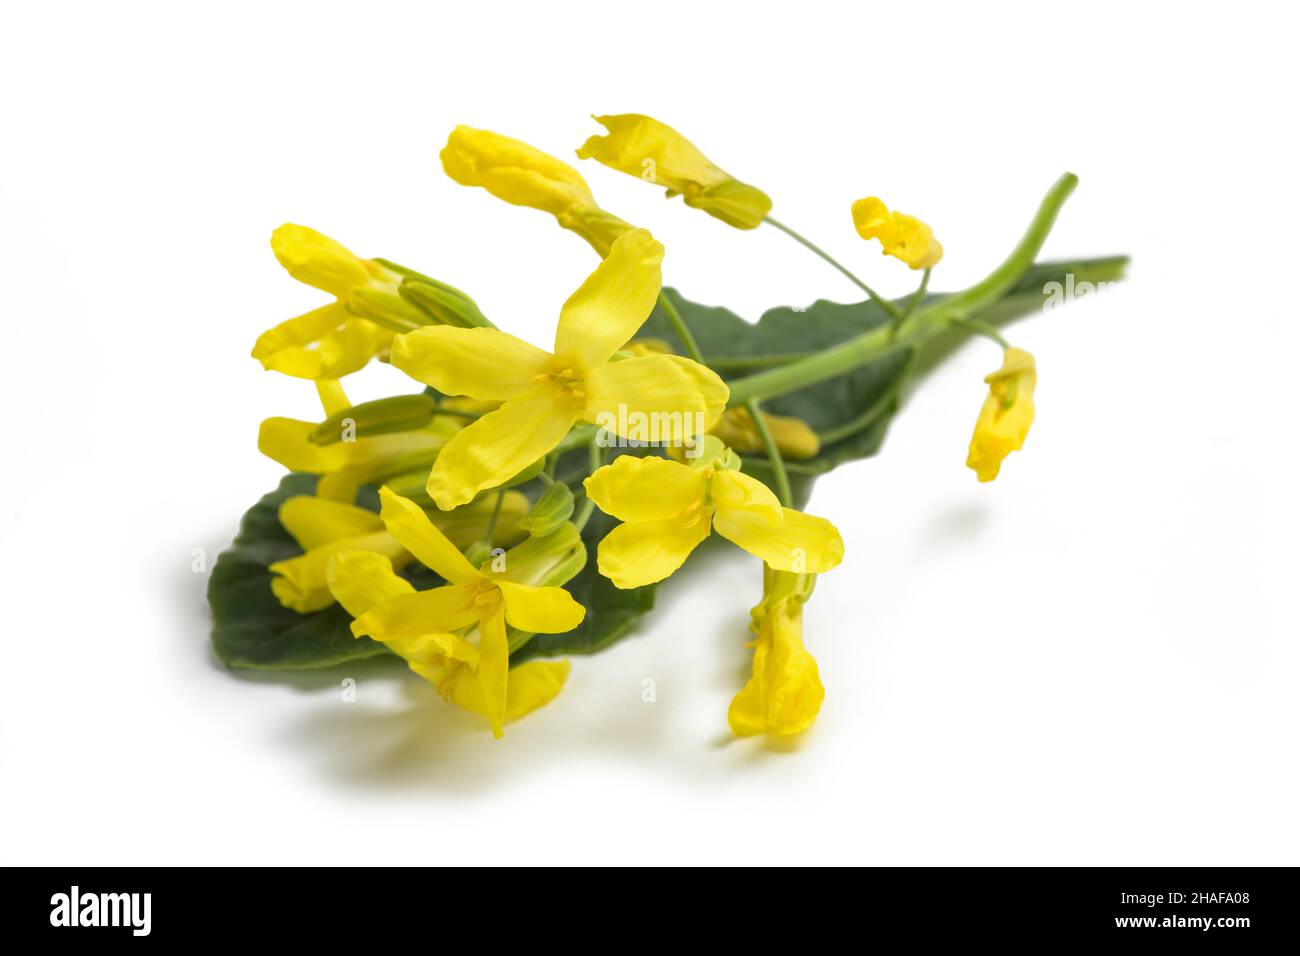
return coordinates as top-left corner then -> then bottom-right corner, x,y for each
2,867 -> 1292,943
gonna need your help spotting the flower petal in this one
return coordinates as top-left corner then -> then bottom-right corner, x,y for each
278,495 -> 384,550
496,581 -> 586,634
584,355 -> 720,445
504,660 -> 571,722
713,506 -> 845,573
426,387 -> 577,510
476,605 -> 511,738
271,224 -> 373,297
596,514 -> 712,589
662,355 -> 728,429
350,584 -> 479,643
583,454 -> 708,523
729,597 -> 824,736
390,325 -> 552,402
709,469 -> 783,524
323,549 -> 416,619
554,228 -> 663,371
272,531 -> 407,613
378,487 -> 482,583
441,125 -> 597,217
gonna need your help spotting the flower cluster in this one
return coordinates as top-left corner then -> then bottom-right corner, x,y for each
237,112 -> 1078,741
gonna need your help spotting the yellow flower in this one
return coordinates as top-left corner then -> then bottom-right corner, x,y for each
326,488 -> 586,737
711,407 -> 821,461
258,414 -> 460,503
269,491 -> 529,613
850,197 -> 944,270
582,447 -> 844,589
390,229 -> 729,510
967,347 -> 1036,482
441,126 -> 634,257
728,569 -> 824,737
577,114 -> 773,229
251,225 -> 432,380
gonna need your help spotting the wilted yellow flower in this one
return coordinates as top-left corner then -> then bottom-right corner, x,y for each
967,347 -> 1036,482
251,225 -> 433,381
327,488 -> 586,737
851,197 -> 943,270
269,491 -> 529,613
577,114 -> 773,229
729,568 -> 824,737
441,125 -> 634,257
582,447 -> 843,589
712,407 -> 821,461
390,229 -> 728,510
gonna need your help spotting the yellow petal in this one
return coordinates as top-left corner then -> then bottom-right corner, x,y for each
441,126 -> 597,217
577,114 -> 772,229
271,224 -> 376,297
662,355 -> 729,430
315,379 -> 351,417
476,605 -> 511,738
967,347 -> 1037,482
323,549 -> 417,619
713,505 -> 845,573
377,487 -> 482,583
709,468 -> 783,524
583,354 -> 723,444
258,418 -> 349,473
597,514 -> 712,589
553,229 -> 663,371
278,496 -> 383,550
495,581 -> 586,634
252,303 -> 369,380
426,387 -> 578,510
583,454 -> 709,523
258,417 -> 446,489
390,326 -> 552,402
270,530 -> 407,613
850,197 -> 943,270
578,114 -> 725,189
729,596 -> 824,736
503,660 -> 572,722
350,584 -> 479,643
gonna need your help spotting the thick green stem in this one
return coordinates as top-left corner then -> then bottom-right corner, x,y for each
729,174 -> 1078,407
745,400 -> 793,507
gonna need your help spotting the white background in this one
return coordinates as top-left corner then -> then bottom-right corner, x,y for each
2,1 -> 1296,865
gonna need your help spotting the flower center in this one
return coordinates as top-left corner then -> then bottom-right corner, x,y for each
534,361 -> 586,409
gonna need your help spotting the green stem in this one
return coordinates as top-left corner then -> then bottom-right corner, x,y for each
764,215 -> 903,321
482,489 -> 505,544
706,351 -> 816,373
657,291 -> 705,364
572,440 -> 603,532
745,400 -> 793,507
815,350 -> 917,445
729,174 -> 1077,406
950,317 -> 1010,349
899,268 -> 931,324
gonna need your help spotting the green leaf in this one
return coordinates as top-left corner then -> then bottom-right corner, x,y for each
208,475 -> 435,670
